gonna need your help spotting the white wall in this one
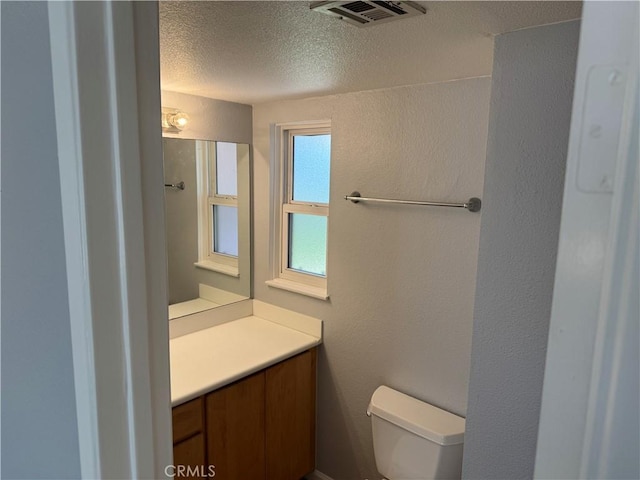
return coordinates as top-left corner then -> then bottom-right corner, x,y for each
462,20 -> 580,480
1,2 -> 81,477
253,79 -> 490,479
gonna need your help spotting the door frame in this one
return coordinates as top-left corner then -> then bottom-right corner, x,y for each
535,2 -> 639,478
47,2 -> 172,478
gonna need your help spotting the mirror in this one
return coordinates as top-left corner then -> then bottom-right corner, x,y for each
163,138 -> 251,319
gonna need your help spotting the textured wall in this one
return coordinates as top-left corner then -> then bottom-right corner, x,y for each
462,21 -> 580,480
1,2 -> 82,478
253,78 -> 491,479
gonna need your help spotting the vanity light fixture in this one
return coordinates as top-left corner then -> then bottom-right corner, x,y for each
162,107 -> 190,133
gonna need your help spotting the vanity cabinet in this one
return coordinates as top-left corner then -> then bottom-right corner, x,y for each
207,371 -> 266,479
172,397 -> 206,478
172,348 -> 317,480
265,349 -> 316,480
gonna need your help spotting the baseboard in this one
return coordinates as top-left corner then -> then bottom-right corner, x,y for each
305,470 -> 335,480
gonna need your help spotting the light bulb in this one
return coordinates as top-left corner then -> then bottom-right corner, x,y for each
161,108 -> 190,133
171,112 -> 189,130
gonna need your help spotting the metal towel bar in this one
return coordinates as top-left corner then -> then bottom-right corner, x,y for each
164,181 -> 185,190
344,191 -> 481,213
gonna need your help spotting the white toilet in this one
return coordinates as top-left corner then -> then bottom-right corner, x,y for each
368,386 -> 466,480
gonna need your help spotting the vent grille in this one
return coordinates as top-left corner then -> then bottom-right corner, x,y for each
311,1 -> 426,27
342,1 -> 375,13
361,9 -> 392,21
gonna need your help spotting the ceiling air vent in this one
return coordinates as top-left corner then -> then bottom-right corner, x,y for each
310,1 -> 426,27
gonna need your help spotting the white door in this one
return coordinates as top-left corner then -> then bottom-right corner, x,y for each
535,2 -> 639,478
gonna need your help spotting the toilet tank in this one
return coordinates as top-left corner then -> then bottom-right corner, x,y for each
367,386 -> 465,480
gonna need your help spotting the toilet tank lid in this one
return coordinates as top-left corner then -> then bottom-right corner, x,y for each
367,386 -> 465,446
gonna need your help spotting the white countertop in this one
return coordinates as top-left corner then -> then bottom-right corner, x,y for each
168,298 -> 221,320
170,315 -> 321,406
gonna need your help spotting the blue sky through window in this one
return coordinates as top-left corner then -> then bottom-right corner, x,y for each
288,133 -> 330,276
292,134 -> 330,204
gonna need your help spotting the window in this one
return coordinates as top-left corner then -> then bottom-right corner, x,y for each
195,140 -> 242,277
268,122 -> 331,299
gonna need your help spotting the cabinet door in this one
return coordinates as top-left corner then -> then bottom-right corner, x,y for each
266,348 -> 317,480
206,371 -> 266,480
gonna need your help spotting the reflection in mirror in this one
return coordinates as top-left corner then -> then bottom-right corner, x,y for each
163,138 -> 251,319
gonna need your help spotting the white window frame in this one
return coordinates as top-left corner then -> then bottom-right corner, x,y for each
194,140 -> 240,277
267,121 -> 331,299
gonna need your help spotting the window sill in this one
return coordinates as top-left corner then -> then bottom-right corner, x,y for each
194,261 -> 239,278
265,278 -> 329,301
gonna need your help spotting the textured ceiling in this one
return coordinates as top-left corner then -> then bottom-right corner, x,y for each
159,1 -> 582,105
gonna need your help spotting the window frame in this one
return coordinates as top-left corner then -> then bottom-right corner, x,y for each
268,121 -> 331,298
195,140 -> 240,277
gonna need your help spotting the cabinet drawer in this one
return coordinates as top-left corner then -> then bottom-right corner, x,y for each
173,433 -> 206,479
173,397 -> 204,444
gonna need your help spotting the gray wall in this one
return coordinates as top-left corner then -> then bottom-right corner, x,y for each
462,21 -> 580,480
1,2 -> 81,478
253,78 -> 491,479
161,90 -> 252,144
164,138 -> 199,304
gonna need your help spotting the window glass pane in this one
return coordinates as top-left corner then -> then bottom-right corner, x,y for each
288,213 -> 327,276
215,142 -> 237,196
212,205 -> 238,257
292,134 -> 330,204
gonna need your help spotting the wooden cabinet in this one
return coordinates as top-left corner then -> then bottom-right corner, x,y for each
207,371 -> 266,480
172,348 -> 317,480
172,397 -> 206,479
266,349 -> 316,480
174,434 -> 206,476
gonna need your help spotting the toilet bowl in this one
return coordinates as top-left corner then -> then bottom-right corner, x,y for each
368,386 -> 465,480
